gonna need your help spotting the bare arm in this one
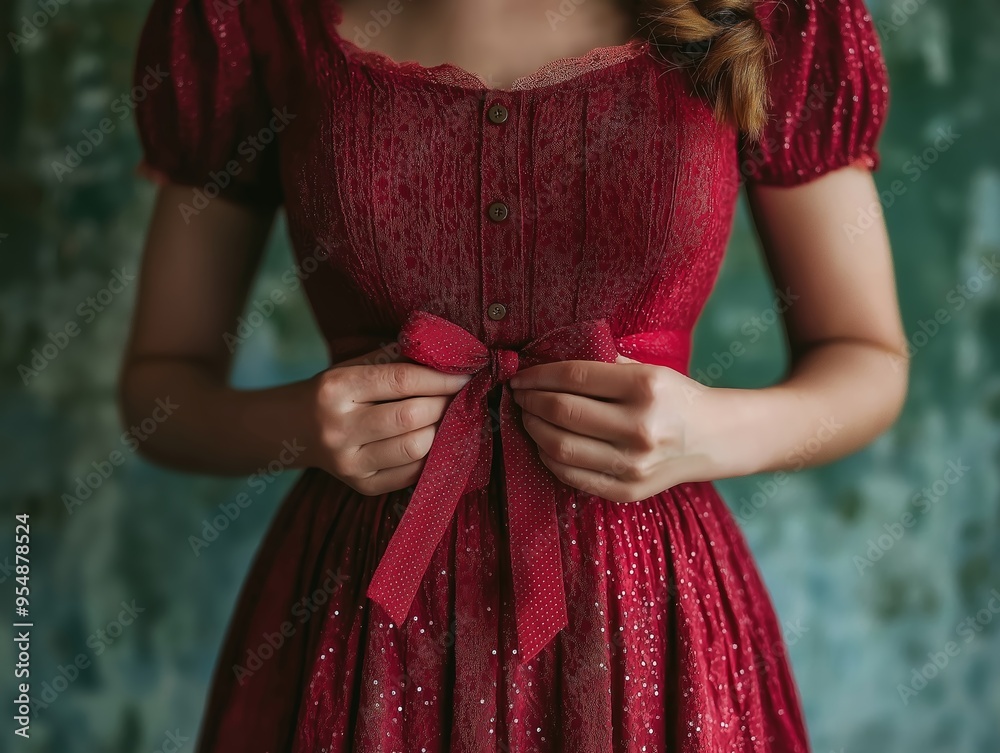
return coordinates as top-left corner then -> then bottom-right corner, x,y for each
118,185 -> 321,475
704,166 -> 910,477
118,185 -> 470,486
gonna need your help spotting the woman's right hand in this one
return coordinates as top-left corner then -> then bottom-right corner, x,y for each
307,347 -> 472,495
119,185 -> 472,482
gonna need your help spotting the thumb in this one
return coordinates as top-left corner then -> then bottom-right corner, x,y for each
615,354 -> 641,364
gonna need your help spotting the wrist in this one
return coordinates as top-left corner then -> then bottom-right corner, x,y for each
288,373 -> 328,471
683,386 -> 770,481
235,375 -> 326,472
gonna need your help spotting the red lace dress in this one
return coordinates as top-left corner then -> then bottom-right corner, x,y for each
133,0 -> 888,750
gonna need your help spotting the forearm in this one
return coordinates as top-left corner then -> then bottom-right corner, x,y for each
118,357 -> 320,476
700,338 -> 910,479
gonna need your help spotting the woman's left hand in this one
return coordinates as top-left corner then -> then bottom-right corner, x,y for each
507,356 -> 730,503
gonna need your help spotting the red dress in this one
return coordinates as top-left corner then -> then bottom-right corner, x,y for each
133,0 -> 888,750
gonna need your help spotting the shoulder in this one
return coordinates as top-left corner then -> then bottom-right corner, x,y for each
135,0 -> 289,55
132,0 -> 289,206
750,0 -> 886,66
750,0 -> 888,117
738,0 -> 890,185
751,0 -> 880,33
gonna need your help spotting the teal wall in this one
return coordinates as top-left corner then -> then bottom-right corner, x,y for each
1,0 -> 998,750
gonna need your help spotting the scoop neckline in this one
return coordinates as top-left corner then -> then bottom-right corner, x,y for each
327,3 -> 652,95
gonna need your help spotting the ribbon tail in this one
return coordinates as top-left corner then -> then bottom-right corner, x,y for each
366,371 -> 492,626
499,385 -> 570,664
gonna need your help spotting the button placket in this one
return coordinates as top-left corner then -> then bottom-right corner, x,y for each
480,93 -> 521,343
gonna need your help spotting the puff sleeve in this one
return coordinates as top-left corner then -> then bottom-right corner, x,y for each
738,0 -> 890,186
132,0 -> 284,207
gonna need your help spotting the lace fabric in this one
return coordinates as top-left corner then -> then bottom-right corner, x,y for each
333,32 -> 652,92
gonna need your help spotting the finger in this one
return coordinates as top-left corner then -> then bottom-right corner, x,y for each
512,388 -> 637,443
349,395 -> 451,444
353,425 -> 437,473
520,411 -> 632,476
507,360 -> 645,400
350,362 -> 473,403
536,448 -> 637,503
354,458 -> 426,496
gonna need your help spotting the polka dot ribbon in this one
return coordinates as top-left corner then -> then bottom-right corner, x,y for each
365,309 -> 690,664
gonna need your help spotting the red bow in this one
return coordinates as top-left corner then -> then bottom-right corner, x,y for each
366,310 -> 689,664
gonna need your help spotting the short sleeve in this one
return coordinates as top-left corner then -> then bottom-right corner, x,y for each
738,0 -> 890,186
132,0 -> 283,207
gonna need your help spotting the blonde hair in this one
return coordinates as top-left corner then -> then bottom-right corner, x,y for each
642,0 -> 774,138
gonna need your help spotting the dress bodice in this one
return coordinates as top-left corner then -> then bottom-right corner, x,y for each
132,0 -> 888,365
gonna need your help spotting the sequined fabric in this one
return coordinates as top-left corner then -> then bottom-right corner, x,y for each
131,0 -> 888,750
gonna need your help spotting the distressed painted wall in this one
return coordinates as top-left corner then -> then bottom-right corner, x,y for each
0,0 -> 998,750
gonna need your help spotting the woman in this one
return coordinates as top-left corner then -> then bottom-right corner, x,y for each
121,0 -> 907,750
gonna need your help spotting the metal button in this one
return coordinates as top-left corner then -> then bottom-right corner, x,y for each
487,103 -> 509,124
487,302 -> 507,321
487,201 -> 509,222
